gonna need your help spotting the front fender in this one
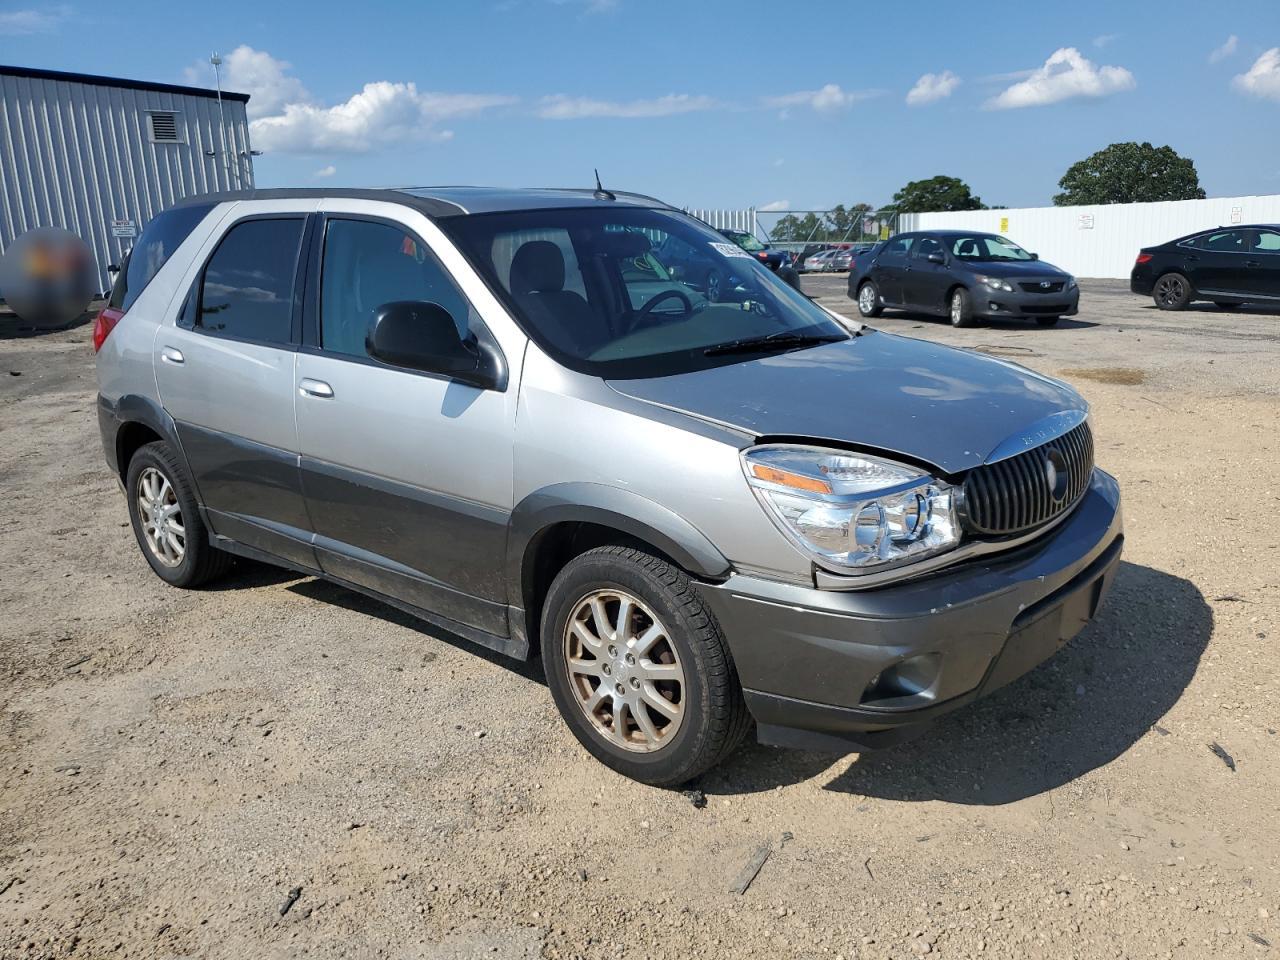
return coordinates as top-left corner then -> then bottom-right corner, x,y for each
506,482 -> 732,604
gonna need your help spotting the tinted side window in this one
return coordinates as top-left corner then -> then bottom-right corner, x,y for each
1203,230 -> 1247,253
198,218 -> 305,345
881,236 -> 912,256
1252,230 -> 1280,253
117,203 -> 214,311
913,237 -> 943,259
320,218 -> 474,358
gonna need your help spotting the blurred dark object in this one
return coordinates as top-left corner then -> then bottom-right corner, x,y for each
0,228 -> 96,329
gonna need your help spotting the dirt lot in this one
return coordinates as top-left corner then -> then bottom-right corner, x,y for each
1,281 -> 1277,960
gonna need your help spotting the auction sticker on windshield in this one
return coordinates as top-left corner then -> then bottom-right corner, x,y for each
711,242 -> 753,259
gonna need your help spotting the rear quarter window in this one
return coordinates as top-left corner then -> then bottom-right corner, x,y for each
116,203 -> 215,311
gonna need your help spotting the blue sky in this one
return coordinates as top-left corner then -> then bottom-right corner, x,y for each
4,0 -> 1279,213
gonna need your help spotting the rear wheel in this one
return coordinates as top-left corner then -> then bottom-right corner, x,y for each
857,281 -> 883,318
1153,273 -> 1192,310
1213,300 -> 1243,311
541,545 -> 750,786
126,441 -> 232,588
1035,316 -> 1061,326
949,287 -> 975,327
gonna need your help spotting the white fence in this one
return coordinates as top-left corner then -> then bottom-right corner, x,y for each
685,208 -> 757,234
899,194 -> 1280,279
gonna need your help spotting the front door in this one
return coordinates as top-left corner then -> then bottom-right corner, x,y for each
153,210 -> 317,568
294,211 -> 517,638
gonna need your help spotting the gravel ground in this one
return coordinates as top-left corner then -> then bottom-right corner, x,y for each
1,280 -> 1277,960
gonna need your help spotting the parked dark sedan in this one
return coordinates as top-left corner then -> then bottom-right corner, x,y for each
848,231 -> 1079,327
1131,224 -> 1280,310
719,229 -> 791,272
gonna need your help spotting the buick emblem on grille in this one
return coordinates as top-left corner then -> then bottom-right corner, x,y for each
1044,447 -> 1069,501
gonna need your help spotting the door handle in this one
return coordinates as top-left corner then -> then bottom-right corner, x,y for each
160,346 -> 184,365
1246,260 -> 1261,268
298,378 -> 334,399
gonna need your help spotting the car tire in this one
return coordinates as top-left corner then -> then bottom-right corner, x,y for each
949,287 -> 976,327
1213,300 -> 1243,310
856,281 -> 883,318
125,440 -> 233,588
540,545 -> 751,786
777,264 -> 801,291
706,269 -> 724,303
1035,316 -> 1061,326
1153,273 -> 1193,310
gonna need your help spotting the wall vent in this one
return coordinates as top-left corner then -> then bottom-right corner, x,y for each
147,111 -> 181,143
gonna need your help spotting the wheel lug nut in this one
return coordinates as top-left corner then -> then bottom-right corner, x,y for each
625,653 -> 636,665
615,683 -> 625,696
629,677 -> 640,690
608,645 -> 618,657
601,664 -> 612,676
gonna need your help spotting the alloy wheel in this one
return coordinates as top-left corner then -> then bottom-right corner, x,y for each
859,284 -> 877,314
136,466 -> 185,567
1156,276 -> 1184,306
951,292 -> 963,324
562,589 -> 685,753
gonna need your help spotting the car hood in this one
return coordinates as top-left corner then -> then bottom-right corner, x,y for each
960,258 -> 1070,278
605,331 -> 1086,475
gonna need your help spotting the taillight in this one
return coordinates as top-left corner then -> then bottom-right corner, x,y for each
1135,253 -> 1153,265
757,252 -> 769,260
92,306 -> 125,352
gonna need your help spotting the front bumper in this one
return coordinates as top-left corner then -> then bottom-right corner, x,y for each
973,285 -> 1080,319
698,469 -> 1123,752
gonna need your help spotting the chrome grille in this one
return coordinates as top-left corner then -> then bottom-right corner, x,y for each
962,421 -> 1094,536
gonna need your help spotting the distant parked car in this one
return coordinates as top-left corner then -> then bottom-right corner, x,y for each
1131,224 -> 1280,310
718,229 -> 791,272
795,244 -> 835,272
827,248 -> 854,272
848,231 -> 1078,327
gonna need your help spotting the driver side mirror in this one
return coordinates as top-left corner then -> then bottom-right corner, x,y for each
926,251 -> 946,264
367,300 -> 504,390
1030,252 -> 1040,260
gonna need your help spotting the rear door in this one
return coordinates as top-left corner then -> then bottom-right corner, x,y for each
871,235 -> 913,303
293,203 -> 521,638
154,203 -> 317,568
1243,229 -> 1280,300
1188,229 -> 1250,296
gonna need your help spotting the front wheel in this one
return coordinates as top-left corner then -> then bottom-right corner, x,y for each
541,546 -> 750,786
856,281 -> 883,318
1035,316 -> 1061,326
949,287 -> 976,327
1154,273 -> 1192,310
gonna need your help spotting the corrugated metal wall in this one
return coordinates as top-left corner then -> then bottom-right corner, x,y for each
0,73 -> 253,293
899,195 -> 1280,279
685,208 -> 758,234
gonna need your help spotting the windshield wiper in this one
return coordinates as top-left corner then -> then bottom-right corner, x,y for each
703,331 -> 844,357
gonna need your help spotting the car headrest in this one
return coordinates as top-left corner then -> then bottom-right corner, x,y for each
510,241 -> 565,294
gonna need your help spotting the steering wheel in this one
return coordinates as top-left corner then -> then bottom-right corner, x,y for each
631,289 -> 693,329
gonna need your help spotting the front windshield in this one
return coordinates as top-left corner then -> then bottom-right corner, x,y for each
442,207 -> 848,378
724,230 -> 767,252
950,235 -> 1034,261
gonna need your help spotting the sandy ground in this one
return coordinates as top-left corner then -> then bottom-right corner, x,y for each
1,281 -> 1277,960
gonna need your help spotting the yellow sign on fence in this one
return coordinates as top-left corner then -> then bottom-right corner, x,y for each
999,216 -> 1009,233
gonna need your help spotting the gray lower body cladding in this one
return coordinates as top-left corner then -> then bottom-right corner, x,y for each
697,470 -> 1123,752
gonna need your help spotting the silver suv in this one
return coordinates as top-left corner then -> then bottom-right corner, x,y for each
95,187 -> 1123,785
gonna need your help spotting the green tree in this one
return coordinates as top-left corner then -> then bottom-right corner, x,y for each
1054,142 -> 1205,206
825,203 -> 873,240
884,176 -> 986,214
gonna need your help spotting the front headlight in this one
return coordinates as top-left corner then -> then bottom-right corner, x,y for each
742,445 -> 960,574
975,274 -> 1014,293
1066,276 -> 1078,289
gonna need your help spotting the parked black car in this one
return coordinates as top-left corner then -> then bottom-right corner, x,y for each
848,231 -> 1078,327
719,229 -> 791,272
1131,224 -> 1280,310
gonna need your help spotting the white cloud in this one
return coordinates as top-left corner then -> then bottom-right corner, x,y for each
185,46 -> 311,120
251,82 -> 517,153
763,83 -> 878,113
313,165 -> 337,179
0,5 -> 69,34
986,47 -> 1135,109
536,93 -> 715,119
1234,48 -> 1280,101
1209,35 -> 1239,64
1093,34 -> 1118,48
758,200 -> 790,212
906,70 -> 960,106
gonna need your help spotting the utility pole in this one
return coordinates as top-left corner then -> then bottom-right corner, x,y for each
209,52 -> 235,188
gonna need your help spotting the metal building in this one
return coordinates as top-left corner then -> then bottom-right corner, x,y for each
0,64 -> 254,294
